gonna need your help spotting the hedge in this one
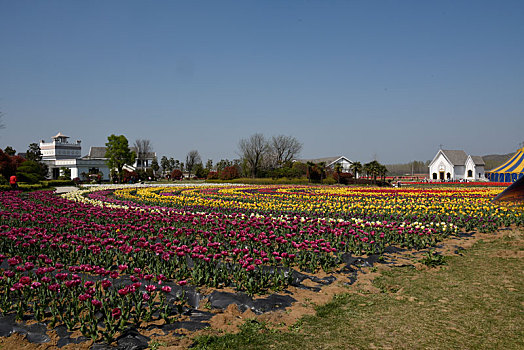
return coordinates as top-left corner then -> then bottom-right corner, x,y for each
42,179 -> 75,187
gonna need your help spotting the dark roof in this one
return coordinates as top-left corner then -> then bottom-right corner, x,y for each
296,156 -> 351,165
470,156 -> 485,166
441,150 -> 468,166
83,147 -> 107,159
83,146 -> 155,159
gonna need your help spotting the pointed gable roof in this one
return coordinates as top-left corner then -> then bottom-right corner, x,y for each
83,147 -> 107,159
441,150 -> 468,166
298,156 -> 340,164
52,132 -> 69,139
470,156 -> 485,166
296,156 -> 353,167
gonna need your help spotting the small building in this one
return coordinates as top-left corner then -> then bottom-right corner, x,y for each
428,149 -> 485,181
465,155 -> 485,181
39,133 -> 155,181
74,147 -> 112,181
82,146 -> 156,170
40,133 -> 84,179
296,156 -> 354,172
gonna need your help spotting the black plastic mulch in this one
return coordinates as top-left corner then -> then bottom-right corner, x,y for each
0,252 -> 398,349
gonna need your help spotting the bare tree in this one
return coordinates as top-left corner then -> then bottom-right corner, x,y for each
133,139 -> 152,168
185,150 -> 201,179
270,135 -> 302,167
238,133 -> 269,178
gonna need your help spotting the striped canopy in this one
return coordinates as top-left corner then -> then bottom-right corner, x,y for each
486,147 -> 524,183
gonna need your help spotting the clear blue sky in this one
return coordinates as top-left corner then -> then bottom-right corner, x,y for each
1,0 -> 523,164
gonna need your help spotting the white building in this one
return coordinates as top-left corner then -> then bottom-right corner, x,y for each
296,156 -> 354,172
40,133 -> 155,181
465,155 -> 486,181
428,149 -> 485,181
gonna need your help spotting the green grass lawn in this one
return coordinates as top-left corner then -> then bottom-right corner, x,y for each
191,228 -> 523,350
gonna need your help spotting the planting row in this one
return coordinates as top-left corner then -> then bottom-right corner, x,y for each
0,184 -> 522,343
111,185 -> 522,231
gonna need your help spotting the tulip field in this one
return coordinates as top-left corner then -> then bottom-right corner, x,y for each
0,184 -> 522,344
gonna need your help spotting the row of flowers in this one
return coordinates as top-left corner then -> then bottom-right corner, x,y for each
0,251 -> 184,343
110,185 -> 521,232
0,184 -> 521,343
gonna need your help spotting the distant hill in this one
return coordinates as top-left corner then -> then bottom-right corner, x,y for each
482,152 -> 514,171
386,161 -> 430,176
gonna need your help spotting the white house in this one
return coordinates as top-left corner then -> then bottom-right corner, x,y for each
465,155 -> 485,181
428,149 -> 485,181
296,156 -> 354,172
40,133 -> 155,181
40,133 -> 92,180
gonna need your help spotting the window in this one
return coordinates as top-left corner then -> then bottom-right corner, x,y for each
432,173 -> 437,180
467,170 -> 473,177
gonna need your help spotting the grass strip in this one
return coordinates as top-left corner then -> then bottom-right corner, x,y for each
192,228 -> 523,350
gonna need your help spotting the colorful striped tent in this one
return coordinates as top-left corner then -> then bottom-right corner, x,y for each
486,147 -> 524,183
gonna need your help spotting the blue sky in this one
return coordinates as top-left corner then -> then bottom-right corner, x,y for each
1,0 -> 523,164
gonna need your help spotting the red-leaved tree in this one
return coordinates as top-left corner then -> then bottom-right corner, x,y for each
0,148 -> 25,179
219,166 -> 240,180
171,169 -> 183,180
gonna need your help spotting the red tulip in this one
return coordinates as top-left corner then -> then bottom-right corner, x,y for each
112,307 -> 122,319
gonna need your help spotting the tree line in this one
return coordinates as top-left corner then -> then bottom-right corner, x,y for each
1,132 -> 389,185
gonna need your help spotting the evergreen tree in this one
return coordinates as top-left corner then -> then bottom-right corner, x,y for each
160,156 -> 169,176
4,146 -> 16,156
151,157 -> 160,177
105,135 -> 136,183
26,143 -> 42,162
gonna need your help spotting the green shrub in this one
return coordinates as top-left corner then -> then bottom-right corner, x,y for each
224,177 -> 308,185
42,179 -> 75,187
16,160 -> 45,184
207,176 -> 361,185
18,172 -> 41,184
0,175 -> 8,186
18,183 -> 45,191
419,250 -> 447,267
323,176 -> 337,185
275,177 -> 310,185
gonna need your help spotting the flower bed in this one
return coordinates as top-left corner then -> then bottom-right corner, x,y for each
0,184 -> 522,345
